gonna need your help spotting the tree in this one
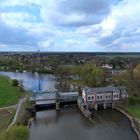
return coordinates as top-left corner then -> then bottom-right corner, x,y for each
80,64 -> 105,87
134,64 -> 140,80
11,79 -> 19,86
55,65 -> 70,79
71,65 -> 81,80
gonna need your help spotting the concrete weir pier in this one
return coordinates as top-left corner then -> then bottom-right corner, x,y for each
77,97 -> 92,118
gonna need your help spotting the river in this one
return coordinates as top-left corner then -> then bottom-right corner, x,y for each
0,71 -> 138,140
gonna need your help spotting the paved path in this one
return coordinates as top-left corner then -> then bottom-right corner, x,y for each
7,97 -> 26,131
0,105 -> 17,111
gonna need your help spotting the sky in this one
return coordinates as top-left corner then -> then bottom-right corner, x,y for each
0,0 -> 140,52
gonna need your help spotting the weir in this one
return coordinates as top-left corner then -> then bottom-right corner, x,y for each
34,92 -> 79,109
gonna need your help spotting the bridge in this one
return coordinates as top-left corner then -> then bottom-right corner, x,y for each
34,92 -> 79,109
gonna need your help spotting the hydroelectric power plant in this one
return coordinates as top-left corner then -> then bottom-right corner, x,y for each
31,85 -> 128,118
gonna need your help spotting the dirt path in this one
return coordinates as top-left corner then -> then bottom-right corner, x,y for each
0,105 -> 17,111
7,97 -> 26,131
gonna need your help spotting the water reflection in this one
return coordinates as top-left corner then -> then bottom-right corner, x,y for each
0,71 -> 56,92
30,108 -> 138,140
56,81 -> 80,92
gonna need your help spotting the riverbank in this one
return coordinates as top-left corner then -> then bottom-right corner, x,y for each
0,75 -> 29,139
126,105 -> 140,119
116,107 -> 140,140
0,108 -> 15,133
0,75 -> 21,132
0,69 -> 55,75
0,76 -> 22,107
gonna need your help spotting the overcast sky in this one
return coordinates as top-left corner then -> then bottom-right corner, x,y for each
0,0 -> 140,52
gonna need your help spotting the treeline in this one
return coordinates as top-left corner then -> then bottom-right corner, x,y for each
100,56 -> 140,69
55,64 -> 140,97
112,64 -> 140,97
1,54 -> 140,73
55,64 -> 108,87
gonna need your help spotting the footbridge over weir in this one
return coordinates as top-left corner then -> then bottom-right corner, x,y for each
34,92 -> 79,109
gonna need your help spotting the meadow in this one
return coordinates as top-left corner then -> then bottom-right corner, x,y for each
0,76 -> 21,107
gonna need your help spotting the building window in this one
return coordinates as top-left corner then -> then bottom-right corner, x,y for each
106,95 -> 108,99
109,95 -> 111,98
88,96 -> 90,100
97,96 -> 99,99
100,96 -> 102,99
92,96 -> 94,100
116,94 -> 119,98
114,95 -> 116,98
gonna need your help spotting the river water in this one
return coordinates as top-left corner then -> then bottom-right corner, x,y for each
0,71 -> 138,140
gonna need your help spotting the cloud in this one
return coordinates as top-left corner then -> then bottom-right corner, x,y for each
0,21 -> 38,46
41,0 -> 120,27
96,0 -> 140,51
0,0 -> 140,52
0,12 -> 37,27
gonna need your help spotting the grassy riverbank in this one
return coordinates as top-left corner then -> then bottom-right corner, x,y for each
0,76 -> 21,107
123,97 -> 140,119
0,125 -> 29,140
0,76 -> 29,139
0,108 -> 15,133
125,105 -> 140,119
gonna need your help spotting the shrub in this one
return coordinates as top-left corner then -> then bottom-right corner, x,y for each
0,125 -> 29,140
11,79 -> 19,86
129,96 -> 140,105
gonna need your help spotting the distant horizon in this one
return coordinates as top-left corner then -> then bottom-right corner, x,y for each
1,51 -> 140,54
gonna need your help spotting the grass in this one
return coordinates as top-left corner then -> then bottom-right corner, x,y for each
0,76 -> 21,107
0,125 -> 29,140
16,100 -> 32,126
0,108 -> 15,133
126,105 -> 140,119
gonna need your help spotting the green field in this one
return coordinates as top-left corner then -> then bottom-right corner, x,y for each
0,76 -> 21,107
126,105 -> 140,119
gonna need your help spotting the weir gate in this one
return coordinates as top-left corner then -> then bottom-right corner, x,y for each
33,92 -> 79,109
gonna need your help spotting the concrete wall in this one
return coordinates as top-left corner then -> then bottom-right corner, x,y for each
96,93 -> 104,101
87,94 -> 95,102
82,90 -> 87,103
82,88 -> 128,110
104,92 -> 112,101
113,90 -> 120,101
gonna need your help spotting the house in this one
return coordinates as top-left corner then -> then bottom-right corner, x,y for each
110,70 -> 126,75
82,86 -> 128,110
101,64 -> 113,69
